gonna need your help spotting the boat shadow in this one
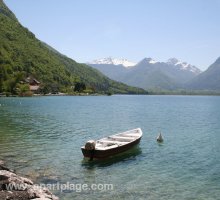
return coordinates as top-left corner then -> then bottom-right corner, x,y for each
81,145 -> 142,168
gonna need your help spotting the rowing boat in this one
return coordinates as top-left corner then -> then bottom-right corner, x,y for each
81,128 -> 142,160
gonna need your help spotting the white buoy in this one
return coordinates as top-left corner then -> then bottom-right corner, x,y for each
157,133 -> 163,142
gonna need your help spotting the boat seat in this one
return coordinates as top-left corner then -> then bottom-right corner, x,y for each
109,136 -> 134,142
120,134 -> 139,137
95,144 -> 118,150
98,140 -> 128,144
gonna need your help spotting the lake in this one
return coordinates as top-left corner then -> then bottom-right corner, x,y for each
0,95 -> 220,200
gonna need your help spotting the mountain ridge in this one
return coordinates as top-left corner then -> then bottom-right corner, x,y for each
0,0 -> 147,95
88,57 -> 201,90
186,57 -> 220,91
88,57 -> 136,67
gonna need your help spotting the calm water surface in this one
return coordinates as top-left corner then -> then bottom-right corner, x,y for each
0,95 -> 220,200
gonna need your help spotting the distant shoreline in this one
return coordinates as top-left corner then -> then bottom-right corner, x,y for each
1,92 -> 220,97
0,93 -> 107,97
148,92 -> 220,96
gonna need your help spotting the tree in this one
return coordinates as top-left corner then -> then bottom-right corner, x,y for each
0,66 -> 3,93
16,83 -> 30,96
74,82 -> 86,92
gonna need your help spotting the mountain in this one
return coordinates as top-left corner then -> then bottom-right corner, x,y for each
167,58 -> 201,74
87,57 -> 201,90
0,0 -> 16,21
87,57 -> 134,82
88,57 -> 136,67
0,0 -> 147,95
186,57 -> 220,91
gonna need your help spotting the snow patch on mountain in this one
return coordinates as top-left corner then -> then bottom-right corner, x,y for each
137,57 -> 158,65
145,57 -> 158,64
167,58 -> 201,74
88,57 -> 201,75
88,57 -> 136,67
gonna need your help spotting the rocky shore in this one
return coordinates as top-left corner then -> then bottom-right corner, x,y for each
0,160 -> 59,200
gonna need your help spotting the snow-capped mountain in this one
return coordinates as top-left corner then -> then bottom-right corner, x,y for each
167,58 -> 201,74
88,57 -> 136,67
87,57 -> 202,90
137,57 -> 158,65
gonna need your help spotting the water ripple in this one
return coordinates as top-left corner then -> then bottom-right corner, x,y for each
1,96 -> 220,199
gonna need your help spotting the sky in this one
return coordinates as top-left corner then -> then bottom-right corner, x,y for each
4,0 -> 220,71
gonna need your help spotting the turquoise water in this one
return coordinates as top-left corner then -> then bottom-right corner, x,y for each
0,95 -> 220,200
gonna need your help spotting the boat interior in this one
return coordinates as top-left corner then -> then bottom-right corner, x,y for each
95,129 -> 142,150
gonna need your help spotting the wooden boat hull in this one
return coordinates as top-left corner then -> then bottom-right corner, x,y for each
81,137 -> 141,159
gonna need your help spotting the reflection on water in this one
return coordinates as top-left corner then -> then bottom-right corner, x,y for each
81,145 -> 142,169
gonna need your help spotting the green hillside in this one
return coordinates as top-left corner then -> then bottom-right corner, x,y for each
0,0 -> 147,95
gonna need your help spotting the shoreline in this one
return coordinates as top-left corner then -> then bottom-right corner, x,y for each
0,93 -> 107,97
0,160 -> 59,200
1,92 -> 220,97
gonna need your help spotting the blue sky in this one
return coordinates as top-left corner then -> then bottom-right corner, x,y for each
4,0 -> 220,70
